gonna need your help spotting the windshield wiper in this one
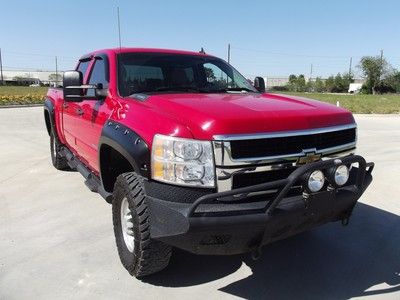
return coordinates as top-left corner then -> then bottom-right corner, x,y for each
155,86 -> 201,92
223,87 -> 257,93
201,87 -> 257,93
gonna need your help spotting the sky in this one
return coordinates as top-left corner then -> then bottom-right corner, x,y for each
1,0 -> 399,78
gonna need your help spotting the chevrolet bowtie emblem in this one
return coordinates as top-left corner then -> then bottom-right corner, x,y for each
296,149 -> 322,165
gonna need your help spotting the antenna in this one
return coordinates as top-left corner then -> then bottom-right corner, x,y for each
228,43 -> 231,64
117,6 -> 122,49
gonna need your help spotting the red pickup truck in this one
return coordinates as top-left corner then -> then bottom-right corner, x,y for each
44,48 -> 374,278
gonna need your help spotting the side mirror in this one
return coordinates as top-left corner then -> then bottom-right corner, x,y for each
63,71 -> 84,102
94,84 -> 108,98
254,77 -> 266,93
63,70 -> 108,102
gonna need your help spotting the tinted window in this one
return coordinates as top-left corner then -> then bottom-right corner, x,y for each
76,60 -> 90,79
87,58 -> 108,96
117,53 -> 257,97
122,65 -> 164,90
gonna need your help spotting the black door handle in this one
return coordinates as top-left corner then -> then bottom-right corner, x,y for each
63,103 -> 69,109
76,108 -> 84,116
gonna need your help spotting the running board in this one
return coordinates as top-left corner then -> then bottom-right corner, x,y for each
59,147 -> 113,203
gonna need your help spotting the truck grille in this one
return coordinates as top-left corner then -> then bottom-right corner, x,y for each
232,168 -> 302,200
232,168 -> 296,189
230,128 -> 356,159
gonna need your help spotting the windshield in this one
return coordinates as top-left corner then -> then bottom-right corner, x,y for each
117,53 -> 258,97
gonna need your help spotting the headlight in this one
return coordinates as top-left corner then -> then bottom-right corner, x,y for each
307,170 -> 325,192
333,165 -> 349,186
151,134 -> 215,187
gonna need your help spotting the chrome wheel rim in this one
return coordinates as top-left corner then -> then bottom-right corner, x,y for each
121,197 -> 135,253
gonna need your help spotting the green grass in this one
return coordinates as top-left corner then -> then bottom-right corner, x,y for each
0,86 -> 48,96
0,86 -> 48,105
276,92 -> 400,114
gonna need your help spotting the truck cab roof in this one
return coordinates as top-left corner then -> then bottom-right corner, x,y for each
79,47 -> 212,61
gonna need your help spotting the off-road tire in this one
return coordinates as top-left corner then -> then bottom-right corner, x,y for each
112,172 -> 172,278
50,131 -> 70,170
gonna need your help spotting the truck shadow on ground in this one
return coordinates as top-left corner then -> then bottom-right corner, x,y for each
144,203 -> 400,299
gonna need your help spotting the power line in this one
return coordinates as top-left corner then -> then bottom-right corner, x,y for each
3,66 -> 61,71
231,46 -> 354,59
2,50 -> 76,59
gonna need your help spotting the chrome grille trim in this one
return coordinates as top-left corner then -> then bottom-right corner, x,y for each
213,123 -> 357,141
215,150 -> 356,192
212,123 -> 357,192
212,124 -> 357,167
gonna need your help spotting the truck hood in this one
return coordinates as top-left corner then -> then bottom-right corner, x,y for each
144,92 -> 355,140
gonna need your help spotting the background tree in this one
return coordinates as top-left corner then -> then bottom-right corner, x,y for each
48,73 -> 62,82
333,73 -> 346,92
342,73 -> 354,91
288,74 -> 297,84
287,74 -> 297,91
314,77 -> 325,92
306,79 -> 315,92
296,75 -> 306,92
383,71 -> 400,93
358,56 -> 389,94
325,76 -> 335,92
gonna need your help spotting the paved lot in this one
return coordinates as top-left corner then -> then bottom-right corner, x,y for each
0,107 -> 399,300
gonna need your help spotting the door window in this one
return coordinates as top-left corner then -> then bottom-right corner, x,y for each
76,60 -> 91,79
87,58 -> 109,96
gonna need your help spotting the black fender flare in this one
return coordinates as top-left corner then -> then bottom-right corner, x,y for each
98,121 -> 151,184
44,98 -> 55,136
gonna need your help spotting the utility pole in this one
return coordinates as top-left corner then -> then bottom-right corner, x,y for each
379,49 -> 384,80
348,57 -> 352,77
117,7 -> 122,49
55,56 -> 58,87
0,48 -> 3,85
227,43 -> 231,64
310,63 -> 313,81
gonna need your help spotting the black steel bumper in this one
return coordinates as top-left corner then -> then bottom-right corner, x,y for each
146,155 -> 374,255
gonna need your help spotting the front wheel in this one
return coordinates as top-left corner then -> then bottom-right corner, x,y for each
112,172 -> 172,278
50,131 -> 70,170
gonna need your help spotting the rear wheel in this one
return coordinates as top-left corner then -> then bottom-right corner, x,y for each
50,131 -> 70,170
112,172 -> 172,278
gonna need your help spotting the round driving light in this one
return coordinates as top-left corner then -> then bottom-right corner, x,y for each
334,165 -> 349,186
307,170 -> 325,192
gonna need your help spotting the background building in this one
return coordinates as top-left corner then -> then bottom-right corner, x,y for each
1,70 -> 63,86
